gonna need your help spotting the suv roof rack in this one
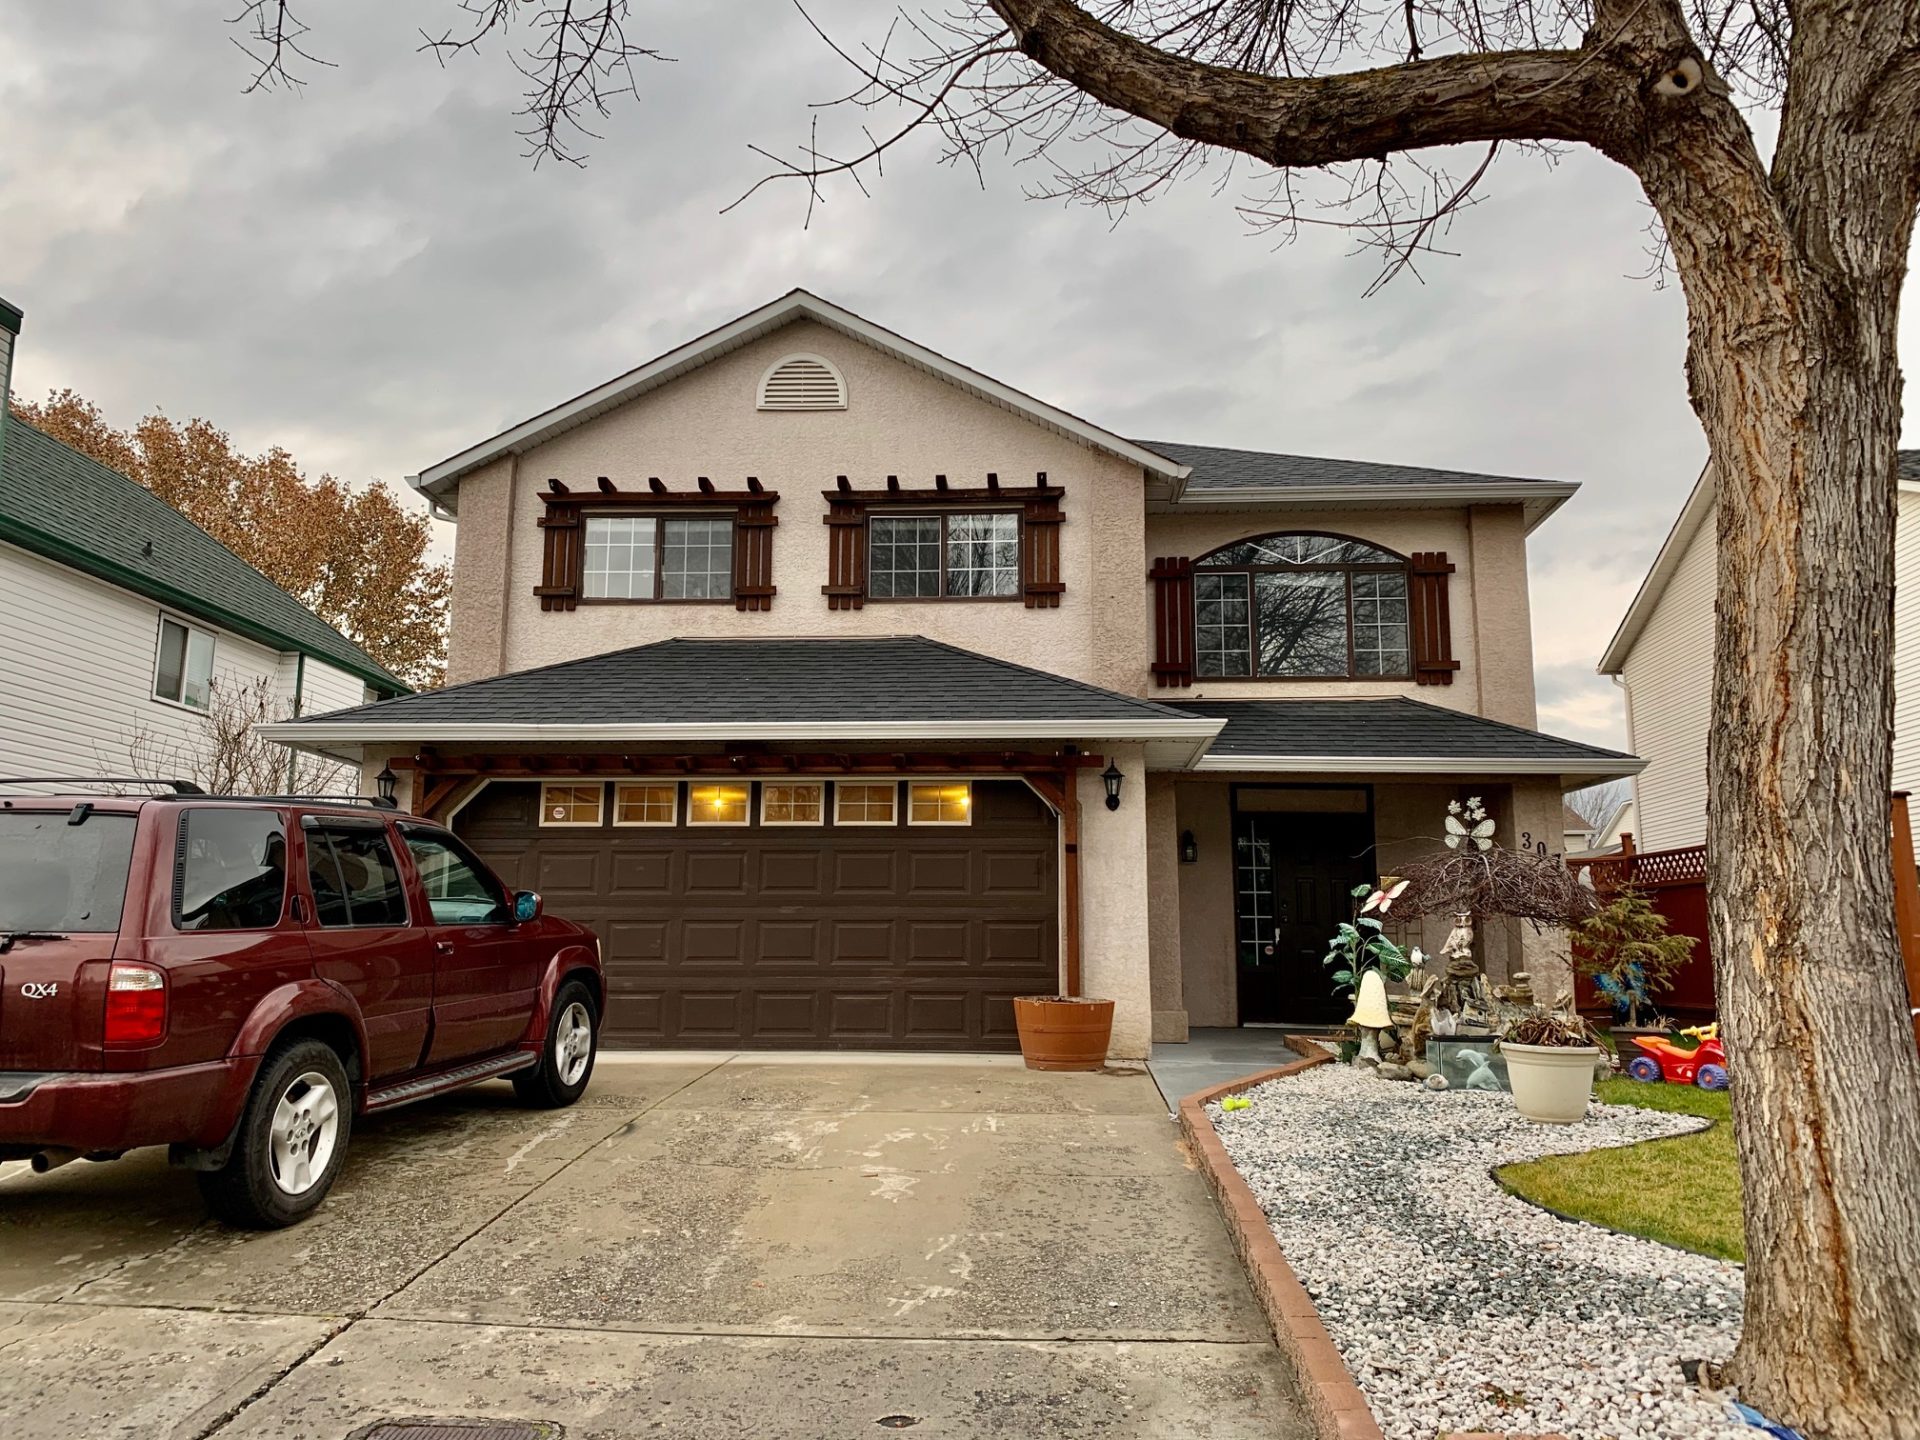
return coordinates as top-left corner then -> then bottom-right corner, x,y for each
0,776 -> 205,794
229,794 -> 400,811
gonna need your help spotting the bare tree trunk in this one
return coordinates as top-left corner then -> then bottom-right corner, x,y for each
1640,37 -> 1920,1436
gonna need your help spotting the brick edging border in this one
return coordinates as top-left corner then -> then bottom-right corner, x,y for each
1179,1044 -> 1567,1440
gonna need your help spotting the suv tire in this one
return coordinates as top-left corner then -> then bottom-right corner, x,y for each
198,1038 -> 353,1229
513,981 -> 598,1108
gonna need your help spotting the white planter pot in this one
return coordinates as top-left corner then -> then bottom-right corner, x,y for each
1502,1042 -> 1601,1124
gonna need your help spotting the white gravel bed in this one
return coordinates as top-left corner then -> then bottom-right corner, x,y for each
1211,1062 -> 1747,1440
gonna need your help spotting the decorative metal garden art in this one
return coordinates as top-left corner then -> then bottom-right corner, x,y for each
1378,798 -> 1602,1074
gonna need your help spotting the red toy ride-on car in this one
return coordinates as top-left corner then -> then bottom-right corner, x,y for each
1625,1023 -> 1730,1090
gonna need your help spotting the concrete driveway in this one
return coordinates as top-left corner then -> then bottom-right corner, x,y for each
0,1055 -> 1309,1440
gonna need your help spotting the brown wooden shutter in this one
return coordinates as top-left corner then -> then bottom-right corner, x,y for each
1150,556 -> 1195,688
733,493 -> 779,612
1408,551 -> 1460,685
1021,482 -> 1065,609
821,494 -> 867,610
535,497 -> 582,612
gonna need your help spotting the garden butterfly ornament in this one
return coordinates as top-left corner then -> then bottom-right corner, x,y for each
1444,796 -> 1495,851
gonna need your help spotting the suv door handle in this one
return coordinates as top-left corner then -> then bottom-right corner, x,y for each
433,940 -> 455,954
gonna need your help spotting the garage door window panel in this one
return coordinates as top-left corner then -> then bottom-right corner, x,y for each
835,782 -> 898,826
614,782 -> 679,826
761,783 -> 825,825
541,784 -> 605,827
909,782 -> 973,825
689,783 -> 750,825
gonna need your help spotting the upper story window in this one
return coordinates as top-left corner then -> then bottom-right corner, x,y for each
583,515 -> 734,601
757,354 -> 847,410
868,512 -> 1020,599
1193,533 -> 1410,679
155,615 -> 215,709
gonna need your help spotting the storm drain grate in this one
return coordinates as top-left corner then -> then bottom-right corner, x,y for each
358,1421 -> 559,1440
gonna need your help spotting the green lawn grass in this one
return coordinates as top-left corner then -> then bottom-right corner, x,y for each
1496,1078 -> 1744,1262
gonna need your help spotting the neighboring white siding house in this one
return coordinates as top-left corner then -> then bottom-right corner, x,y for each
1602,457 -> 1920,852
0,298 -> 406,790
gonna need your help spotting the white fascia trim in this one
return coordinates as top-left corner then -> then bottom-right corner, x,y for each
411,291 -> 1190,511
255,717 -> 1227,746
1191,753 -> 1646,778
1597,462 -> 1714,675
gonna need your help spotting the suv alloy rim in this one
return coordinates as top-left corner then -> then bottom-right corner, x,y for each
269,1070 -> 340,1196
555,1001 -> 593,1086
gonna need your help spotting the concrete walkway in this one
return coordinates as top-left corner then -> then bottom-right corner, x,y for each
0,1055 -> 1310,1439
1150,1027 -> 1325,1109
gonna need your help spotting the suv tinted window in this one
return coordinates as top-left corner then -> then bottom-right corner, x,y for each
177,809 -> 288,931
0,810 -> 137,932
400,828 -> 509,925
306,825 -> 408,928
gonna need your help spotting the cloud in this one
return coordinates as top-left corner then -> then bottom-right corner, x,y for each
3,1 -> 1910,754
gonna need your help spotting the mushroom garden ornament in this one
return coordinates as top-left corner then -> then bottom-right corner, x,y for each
1348,968 -> 1392,1064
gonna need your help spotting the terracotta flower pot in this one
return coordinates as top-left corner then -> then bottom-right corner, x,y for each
1502,1041 -> 1602,1124
1012,996 -> 1114,1071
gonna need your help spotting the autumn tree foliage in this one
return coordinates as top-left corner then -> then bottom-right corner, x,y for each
10,390 -> 447,688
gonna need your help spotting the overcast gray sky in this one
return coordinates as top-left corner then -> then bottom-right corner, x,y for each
4,3 -> 1913,750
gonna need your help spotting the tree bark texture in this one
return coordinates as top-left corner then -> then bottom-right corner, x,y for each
985,2 -> 1920,1434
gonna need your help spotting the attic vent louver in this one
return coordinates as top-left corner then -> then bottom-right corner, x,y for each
757,354 -> 847,411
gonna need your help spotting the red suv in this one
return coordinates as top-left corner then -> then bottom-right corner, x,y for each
0,781 -> 604,1228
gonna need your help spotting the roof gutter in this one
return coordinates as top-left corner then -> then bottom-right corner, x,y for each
1191,752 -> 1645,781
257,717 -> 1225,744
1170,481 -> 1578,530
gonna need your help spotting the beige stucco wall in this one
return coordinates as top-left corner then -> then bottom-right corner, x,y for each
450,318 -> 1149,695
1174,781 -> 1237,1027
1144,772 -> 1187,1041
1077,743 -> 1153,1059
1143,504 -> 1536,721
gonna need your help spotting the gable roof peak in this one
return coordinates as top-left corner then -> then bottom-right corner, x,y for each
408,289 -> 1189,516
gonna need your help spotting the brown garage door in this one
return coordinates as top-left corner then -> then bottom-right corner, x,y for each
456,779 -> 1059,1050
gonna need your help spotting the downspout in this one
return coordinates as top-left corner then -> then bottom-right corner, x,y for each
285,652 -> 305,791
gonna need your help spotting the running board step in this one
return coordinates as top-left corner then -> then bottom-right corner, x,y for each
364,1050 -> 537,1113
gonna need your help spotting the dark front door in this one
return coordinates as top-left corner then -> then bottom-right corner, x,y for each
1234,805 -> 1376,1025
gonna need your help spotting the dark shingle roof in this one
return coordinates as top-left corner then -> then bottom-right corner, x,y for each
1165,697 -> 1638,771
0,419 -> 404,693
288,636 -> 1188,726
1139,438 -> 1573,493
1902,450 -> 1919,483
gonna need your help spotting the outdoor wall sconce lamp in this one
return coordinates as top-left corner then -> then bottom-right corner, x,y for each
374,765 -> 398,804
1180,830 -> 1198,864
1101,761 -> 1124,811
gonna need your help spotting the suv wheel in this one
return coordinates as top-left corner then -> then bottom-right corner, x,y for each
513,981 -> 598,1108
198,1039 -> 353,1229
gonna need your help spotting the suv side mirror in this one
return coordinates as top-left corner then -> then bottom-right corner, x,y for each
512,890 -> 542,924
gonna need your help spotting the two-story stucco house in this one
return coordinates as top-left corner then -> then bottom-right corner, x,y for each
1600,453 -> 1920,853
0,298 -> 406,788
262,290 -> 1639,1060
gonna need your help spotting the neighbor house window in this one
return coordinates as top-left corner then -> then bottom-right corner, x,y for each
908,782 -> 972,824
613,783 -> 678,826
868,512 -> 1020,599
688,783 -> 750,825
761,782 -> 825,825
834,782 -> 897,825
583,515 -> 734,600
1193,533 -> 1410,679
155,616 -> 215,709
540,784 -> 605,827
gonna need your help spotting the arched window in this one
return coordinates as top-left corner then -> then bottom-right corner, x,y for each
1193,532 -> 1410,679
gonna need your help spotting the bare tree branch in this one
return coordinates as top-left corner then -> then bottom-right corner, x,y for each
419,2 -> 674,167
228,1 -> 334,94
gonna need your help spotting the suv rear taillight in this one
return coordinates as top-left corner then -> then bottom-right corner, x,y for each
104,963 -> 167,1047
